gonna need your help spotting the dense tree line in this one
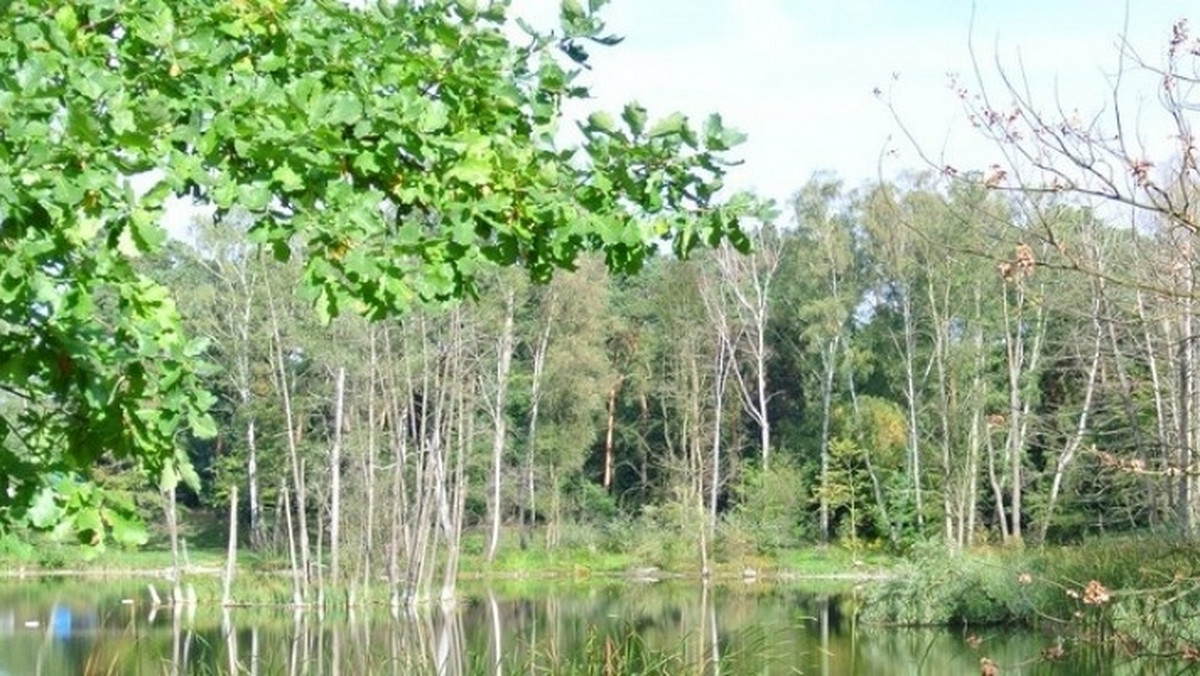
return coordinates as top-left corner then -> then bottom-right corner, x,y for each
120,165 -> 1196,603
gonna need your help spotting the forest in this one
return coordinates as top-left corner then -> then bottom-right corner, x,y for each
138,168 -> 1200,600
5,0 -> 1200,649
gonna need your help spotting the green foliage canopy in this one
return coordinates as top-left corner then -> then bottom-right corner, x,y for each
0,0 -> 758,546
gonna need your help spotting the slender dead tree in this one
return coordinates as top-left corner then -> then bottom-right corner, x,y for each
523,292 -> 554,538
486,289 -> 516,564
265,274 -> 311,599
329,367 -> 346,585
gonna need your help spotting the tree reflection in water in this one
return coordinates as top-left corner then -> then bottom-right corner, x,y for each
0,581 -> 1181,675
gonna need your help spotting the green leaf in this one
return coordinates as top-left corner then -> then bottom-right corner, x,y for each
159,463 -> 178,493
420,101 -> 449,133
314,284 -> 335,324
240,182 -> 273,211
327,93 -> 363,126
562,0 -> 586,20
447,156 -> 493,185
116,227 -> 142,258
189,411 -> 218,439
67,103 -> 101,143
353,152 -> 381,174
73,506 -> 103,545
179,456 -> 201,493
454,0 -> 478,18
648,112 -> 686,138
703,113 -> 748,150
102,506 -> 149,547
131,209 -> 167,252
28,487 -> 62,529
587,111 -> 618,135
622,103 -> 647,136
272,164 -> 305,193
54,6 -> 79,36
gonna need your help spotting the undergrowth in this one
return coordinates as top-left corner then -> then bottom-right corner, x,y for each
862,536 -> 1200,659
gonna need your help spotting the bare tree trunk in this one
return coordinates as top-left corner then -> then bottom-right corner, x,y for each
1041,295 -> 1103,541
487,291 -> 515,564
382,325 -> 415,605
999,270 -> 1045,544
1179,322 -> 1193,535
967,284 -> 988,547
698,259 -> 738,533
965,408 -> 981,548
222,486 -> 238,606
523,305 -> 553,539
1002,284 -> 1024,543
246,416 -> 262,550
360,329 -> 379,597
330,367 -> 346,585
547,464 -> 560,549
818,336 -> 839,544
709,345 -> 730,531
685,341 -> 711,577
266,280 -> 310,598
1186,246 -> 1200,536
704,327 -> 734,552
927,281 -> 954,548
166,487 -> 182,603
985,420 -> 1010,541
281,484 -> 303,607
1137,291 -> 1168,527
438,331 -> 467,604
899,288 -> 924,532
602,378 -> 622,491
409,317 -> 442,605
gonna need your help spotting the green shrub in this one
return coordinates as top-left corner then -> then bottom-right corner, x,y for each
598,517 -> 638,555
564,478 -> 621,523
862,541 -> 1038,626
630,498 -> 703,569
460,531 -> 486,557
36,543 -> 69,569
725,460 -> 808,554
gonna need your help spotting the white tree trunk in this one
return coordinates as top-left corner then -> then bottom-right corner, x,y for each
1041,295 -> 1103,541
329,367 -> 346,584
486,291 -> 515,564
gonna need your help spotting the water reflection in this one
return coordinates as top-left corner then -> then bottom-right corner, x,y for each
0,579 -> 1181,674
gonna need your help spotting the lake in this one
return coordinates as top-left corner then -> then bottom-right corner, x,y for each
0,577 -> 1169,674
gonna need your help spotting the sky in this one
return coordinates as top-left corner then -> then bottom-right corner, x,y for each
509,0 -> 1191,209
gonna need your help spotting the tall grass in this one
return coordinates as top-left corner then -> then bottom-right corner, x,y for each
862,536 -> 1200,659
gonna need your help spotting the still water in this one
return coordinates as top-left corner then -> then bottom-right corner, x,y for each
0,578 -> 1172,674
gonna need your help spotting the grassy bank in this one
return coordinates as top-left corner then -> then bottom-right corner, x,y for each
0,525 -> 896,586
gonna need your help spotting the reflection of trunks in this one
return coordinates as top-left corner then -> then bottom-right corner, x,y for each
0,609 -> 12,636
